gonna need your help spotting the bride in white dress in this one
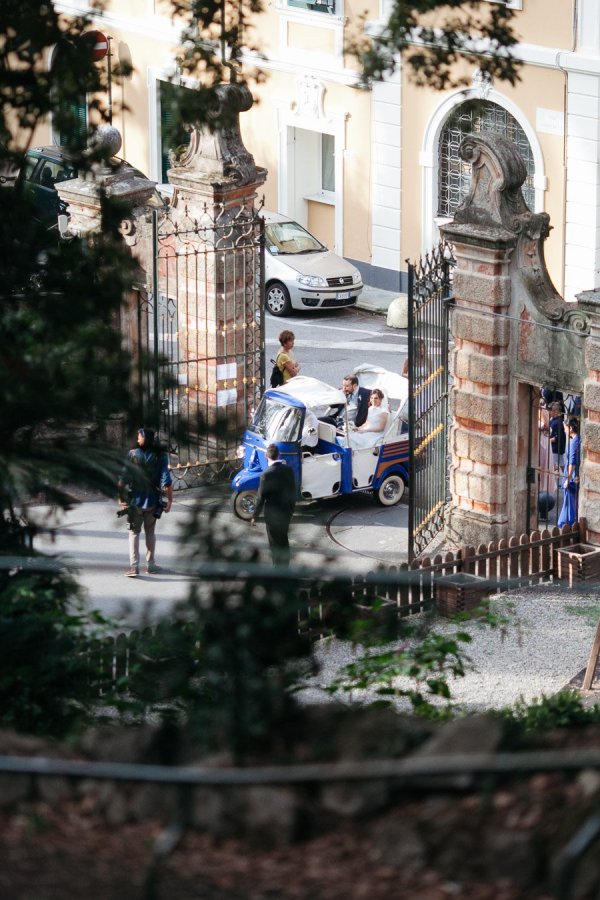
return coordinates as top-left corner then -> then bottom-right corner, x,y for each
349,389 -> 389,449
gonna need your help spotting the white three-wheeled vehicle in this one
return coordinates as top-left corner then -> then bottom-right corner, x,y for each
231,365 -> 409,520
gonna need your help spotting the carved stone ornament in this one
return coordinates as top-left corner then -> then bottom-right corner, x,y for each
168,83 -> 263,187
292,74 -> 326,121
471,68 -> 492,101
454,133 -> 535,233
449,133 -> 589,333
119,216 -> 138,247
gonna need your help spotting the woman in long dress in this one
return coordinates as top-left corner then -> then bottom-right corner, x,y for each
349,389 -> 389,449
557,419 -> 581,527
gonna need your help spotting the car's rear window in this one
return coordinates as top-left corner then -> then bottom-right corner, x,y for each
27,157 -> 76,187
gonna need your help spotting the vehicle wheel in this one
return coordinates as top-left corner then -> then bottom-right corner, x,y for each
232,489 -> 258,521
375,474 -> 406,506
266,282 -> 292,317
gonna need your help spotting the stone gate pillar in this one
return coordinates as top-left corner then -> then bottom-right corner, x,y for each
575,290 -> 600,544
439,140 -> 518,546
440,134 -> 587,546
56,125 -> 159,445
164,83 -> 267,439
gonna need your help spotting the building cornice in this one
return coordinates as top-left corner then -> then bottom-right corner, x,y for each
54,2 -> 183,45
241,50 -> 359,87
55,3 -> 600,81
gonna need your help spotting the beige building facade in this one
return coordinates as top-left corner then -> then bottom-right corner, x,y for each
49,1 -> 600,300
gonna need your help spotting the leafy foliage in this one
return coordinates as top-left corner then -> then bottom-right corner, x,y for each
120,503 -> 315,763
309,592 -> 519,719
0,2 -> 159,738
497,691 -> 600,744
319,610 -> 474,720
0,552 -> 115,737
348,0 -> 520,90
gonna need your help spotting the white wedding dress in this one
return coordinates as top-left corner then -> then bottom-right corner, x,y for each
349,406 -> 389,449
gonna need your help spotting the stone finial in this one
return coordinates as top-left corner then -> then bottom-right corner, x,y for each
55,125 -> 160,237
453,133 -> 547,238
88,124 -> 123,160
167,83 -> 264,188
443,132 -> 587,329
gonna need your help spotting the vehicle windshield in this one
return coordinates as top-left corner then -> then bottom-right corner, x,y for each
265,221 -> 325,256
249,398 -> 303,443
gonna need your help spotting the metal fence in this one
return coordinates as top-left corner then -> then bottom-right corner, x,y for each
135,206 -> 264,488
407,242 -> 453,561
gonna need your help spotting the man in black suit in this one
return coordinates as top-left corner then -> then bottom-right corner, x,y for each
342,374 -> 371,427
319,374 -> 371,430
250,444 -> 296,566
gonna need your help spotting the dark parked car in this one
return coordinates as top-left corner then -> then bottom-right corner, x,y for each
2,145 -> 165,222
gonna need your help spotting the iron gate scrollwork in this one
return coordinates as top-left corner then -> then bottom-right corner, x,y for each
136,206 -> 264,488
407,242 -> 452,561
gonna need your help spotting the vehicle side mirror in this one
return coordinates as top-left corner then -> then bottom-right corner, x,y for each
58,214 -> 70,238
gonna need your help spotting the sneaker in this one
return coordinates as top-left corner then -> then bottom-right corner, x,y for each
146,562 -> 161,574
125,566 -> 139,577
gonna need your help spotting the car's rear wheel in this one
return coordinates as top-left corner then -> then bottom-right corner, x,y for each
266,282 -> 292,317
375,474 -> 406,506
232,489 -> 257,520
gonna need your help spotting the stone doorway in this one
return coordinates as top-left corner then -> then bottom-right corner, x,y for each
526,384 -> 583,532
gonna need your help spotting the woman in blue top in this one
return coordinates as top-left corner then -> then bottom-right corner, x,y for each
557,419 -> 581,528
118,427 -> 173,577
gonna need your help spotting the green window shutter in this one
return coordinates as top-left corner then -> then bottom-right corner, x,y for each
63,99 -> 87,148
52,95 -> 87,149
160,81 -> 192,183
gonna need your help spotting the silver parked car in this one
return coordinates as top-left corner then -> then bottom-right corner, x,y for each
263,211 -> 363,316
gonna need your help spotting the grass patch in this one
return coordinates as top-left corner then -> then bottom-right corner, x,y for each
564,603 -> 600,627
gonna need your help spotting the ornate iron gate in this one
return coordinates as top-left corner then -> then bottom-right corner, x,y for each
407,243 -> 453,561
136,207 -> 264,488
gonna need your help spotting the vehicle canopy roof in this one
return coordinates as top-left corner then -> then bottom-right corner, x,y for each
352,363 -> 409,410
264,365 -> 409,412
266,376 -> 346,410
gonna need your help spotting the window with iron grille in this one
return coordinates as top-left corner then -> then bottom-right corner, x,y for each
438,100 -> 535,218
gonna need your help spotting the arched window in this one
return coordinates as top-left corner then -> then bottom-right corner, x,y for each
438,99 -> 535,217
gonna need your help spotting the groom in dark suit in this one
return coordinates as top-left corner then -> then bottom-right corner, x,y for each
320,374 -> 371,430
250,444 -> 297,565
342,374 -> 371,427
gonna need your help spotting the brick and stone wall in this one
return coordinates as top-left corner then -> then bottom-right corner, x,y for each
441,133 -> 590,546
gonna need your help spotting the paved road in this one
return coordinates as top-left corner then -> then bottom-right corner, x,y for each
32,483 -> 408,628
265,306 -> 406,387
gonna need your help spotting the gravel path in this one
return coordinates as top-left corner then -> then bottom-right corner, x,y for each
297,583 -> 600,713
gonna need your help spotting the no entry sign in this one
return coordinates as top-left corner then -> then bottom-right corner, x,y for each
90,31 -> 109,62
